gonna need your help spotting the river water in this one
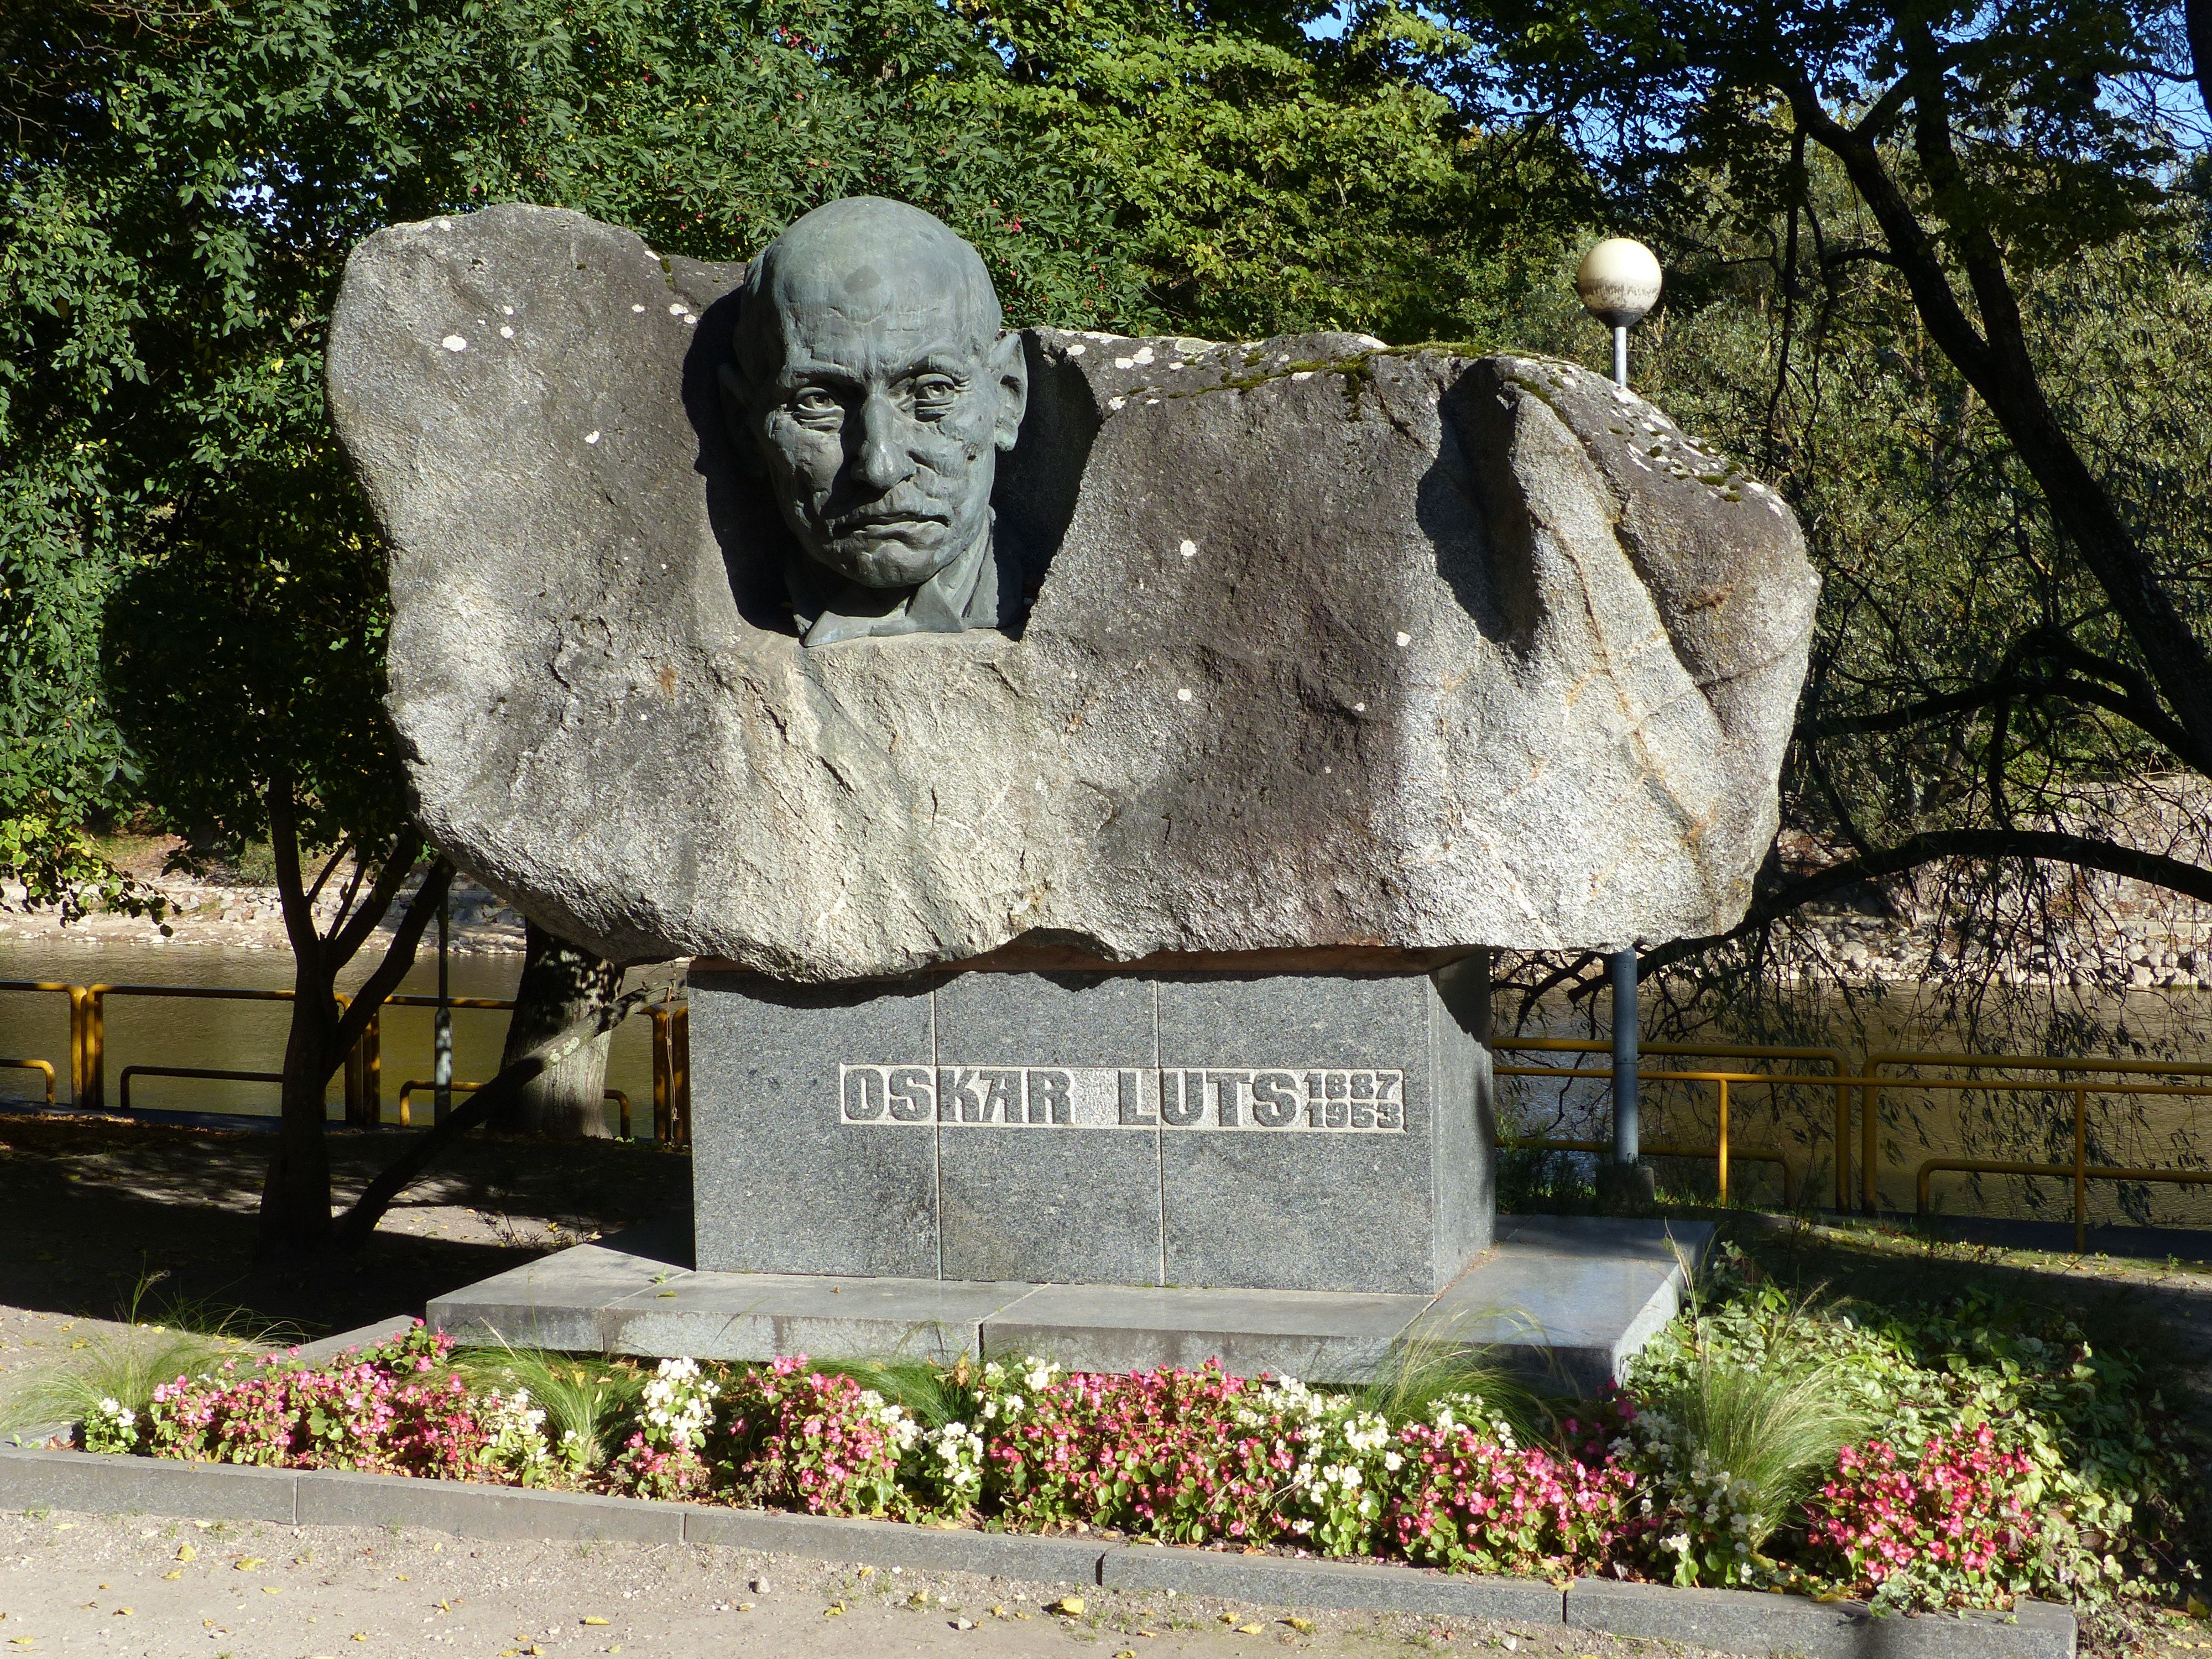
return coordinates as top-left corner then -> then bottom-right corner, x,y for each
0,935 -> 662,1134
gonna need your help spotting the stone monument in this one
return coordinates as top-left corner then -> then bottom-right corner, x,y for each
330,197 -> 1815,1380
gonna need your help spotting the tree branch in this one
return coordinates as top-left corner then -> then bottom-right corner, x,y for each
328,854 -> 451,1061
1640,829 -> 2212,979
2187,0 -> 2211,122
264,769 -> 324,968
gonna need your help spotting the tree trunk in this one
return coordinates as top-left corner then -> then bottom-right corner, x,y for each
257,950 -> 340,1258
489,919 -> 621,1138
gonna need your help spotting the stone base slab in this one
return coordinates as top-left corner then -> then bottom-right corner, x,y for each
0,1446 -> 2075,1657
429,1215 -> 1709,1386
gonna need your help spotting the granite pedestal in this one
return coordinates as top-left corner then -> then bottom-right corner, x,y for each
429,1216 -> 1709,1390
687,964 -> 1495,1296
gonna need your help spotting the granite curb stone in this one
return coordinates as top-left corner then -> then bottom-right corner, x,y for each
1564,1576 -> 2077,1658
1099,1546 -> 1565,1622
0,1446 -> 299,1522
295,1470 -> 684,1542
683,1507 -> 1103,1580
0,1448 -> 2081,1657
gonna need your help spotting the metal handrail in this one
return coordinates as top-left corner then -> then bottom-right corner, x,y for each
1496,1064 -> 1805,1207
392,1078 -> 634,1138
14,979 -> 688,1141
0,1057 -> 55,1108
1869,1051 -> 2212,1239
119,1065 -> 282,1113
1493,1037 -> 1851,1208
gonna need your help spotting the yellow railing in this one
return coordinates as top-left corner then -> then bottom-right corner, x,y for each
1491,1038 -> 2212,1245
0,1057 -> 54,1108
1495,1063 -> 1805,1208
0,979 -> 688,1142
1491,1039 -> 1850,1208
392,1078 -> 634,1139
1868,1053 -> 2212,1251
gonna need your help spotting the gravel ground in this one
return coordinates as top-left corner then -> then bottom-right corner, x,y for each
0,1507 -> 1715,1659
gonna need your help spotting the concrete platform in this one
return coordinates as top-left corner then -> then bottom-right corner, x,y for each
427,1214 -> 1709,1387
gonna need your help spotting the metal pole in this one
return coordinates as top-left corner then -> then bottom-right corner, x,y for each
434,890 -> 453,1124
1612,324 -> 1629,388
1610,947 -> 1639,1165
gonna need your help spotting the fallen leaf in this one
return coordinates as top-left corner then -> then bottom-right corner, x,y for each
823,1602 -> 846,1618
351,1636 -> 369,1644
262,1587 -> 280,1596
395,1574 -> 410,1582
735,1603 -> 754,1613
1284,1616 -> 1313,1633
160,1572 -> 181,1582
176,1546 -> 196,1563
989,1605 -> 1008,1619
113,1610 -> 131,1618
581,1618 -> 608,1626
907,1592 -> 931,1609
856,1566 -> 874,1578
1237,1624 -> 1265,1635
234,1558 -> 263,1572
1116,1651 -> 1136,1657
1048,1595 -> 1086,1618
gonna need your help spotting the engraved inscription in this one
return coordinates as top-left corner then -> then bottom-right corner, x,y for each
837,1065 -> 1403,1130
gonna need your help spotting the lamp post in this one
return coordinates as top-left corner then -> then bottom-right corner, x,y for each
1579,236 -> 1662,1208
434,888 -> 453,1123
1575,237 -> 1662,389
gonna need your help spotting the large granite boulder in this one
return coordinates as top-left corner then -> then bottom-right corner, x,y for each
328,204 -> 1817,978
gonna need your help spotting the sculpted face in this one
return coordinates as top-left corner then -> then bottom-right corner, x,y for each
733,199 -> 1027,597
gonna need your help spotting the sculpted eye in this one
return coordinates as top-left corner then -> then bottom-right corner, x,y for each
910,374 -> 963,414
790,386 -> 842,420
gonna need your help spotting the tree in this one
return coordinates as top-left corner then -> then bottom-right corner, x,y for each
14,0 -> 1154,1256
1451,0 -> 2212,993
490,922 -> 623,1140
11,0 -> 1597,1254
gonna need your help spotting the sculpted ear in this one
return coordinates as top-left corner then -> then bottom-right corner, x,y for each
989,330 -> 1028,451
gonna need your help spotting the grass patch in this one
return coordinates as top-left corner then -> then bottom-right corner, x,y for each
0,1275 -> 284,1433
452,1347 -> 644,1468
1352,1319 -> 1550,1439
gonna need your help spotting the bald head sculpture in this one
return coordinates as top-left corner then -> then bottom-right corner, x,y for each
724,198 -> 1029,645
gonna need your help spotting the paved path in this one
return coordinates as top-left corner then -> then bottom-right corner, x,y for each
0,1507 -> 1713,1659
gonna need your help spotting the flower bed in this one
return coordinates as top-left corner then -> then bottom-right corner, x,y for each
76,1252 -> 2201,1614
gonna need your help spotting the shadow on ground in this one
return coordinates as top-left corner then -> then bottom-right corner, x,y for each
0,1114 -> 690,1337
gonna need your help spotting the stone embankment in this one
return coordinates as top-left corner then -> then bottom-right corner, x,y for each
0,876 -> 526,955
1775,804 -> 2212,992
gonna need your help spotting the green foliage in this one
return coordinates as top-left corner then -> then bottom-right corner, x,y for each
1625,1245 -> 2203,1605
1623,1283 -> 1867,1581
1,0 -> 1587,902
0,1274 -> 280,1435
1353,1321 -> 1547,1441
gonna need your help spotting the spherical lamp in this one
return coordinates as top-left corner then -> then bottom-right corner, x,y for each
1576,237 -> 1662,388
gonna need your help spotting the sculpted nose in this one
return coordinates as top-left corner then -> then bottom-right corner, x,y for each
854,392 -> 915,493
